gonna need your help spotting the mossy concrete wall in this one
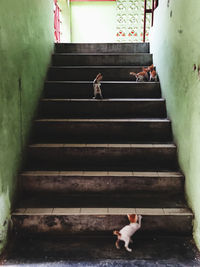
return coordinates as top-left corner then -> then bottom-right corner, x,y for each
150,0 -> 200,249
0,0 -> 54,252
70,1 -> 116,43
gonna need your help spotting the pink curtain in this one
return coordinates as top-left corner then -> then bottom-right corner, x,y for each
54,0 -> 61,43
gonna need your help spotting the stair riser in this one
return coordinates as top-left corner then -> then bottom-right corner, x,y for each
52,54 -> 153,66
32,121 -> 172,143
25,146 -> 178,171
12,215 -> 192,235
44,82 -> 161,99
48,67 -> 147,81
20,175 -> 184,194
38,101 -> 167,119
55,43 -> 150,53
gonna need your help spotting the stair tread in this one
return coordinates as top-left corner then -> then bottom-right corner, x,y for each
41,98 -> 165,101
16,191 -> 186,208
13,207 -> 192,216
5,235 -> 199,264
45,80 -> 159,84
20,171 -> 183,177
53,53 -> 151,56
29,143 -> 176,148
49,65 -> 150,69
35,118 -> 170,122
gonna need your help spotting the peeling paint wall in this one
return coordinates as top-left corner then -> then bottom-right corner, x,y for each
150,0 -> 200,249
0,0 -> 54,252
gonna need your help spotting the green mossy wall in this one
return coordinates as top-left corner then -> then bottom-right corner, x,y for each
150,0 -> 200,249
0,0 -> 54,252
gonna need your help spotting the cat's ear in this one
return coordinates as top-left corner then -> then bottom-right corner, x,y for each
148,64 -> 154,71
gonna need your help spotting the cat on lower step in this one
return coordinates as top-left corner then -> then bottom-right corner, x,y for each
113,214 -> 142,252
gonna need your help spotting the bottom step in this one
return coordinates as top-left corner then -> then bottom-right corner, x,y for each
4,236 -> 200,265
12,208 -> 193,236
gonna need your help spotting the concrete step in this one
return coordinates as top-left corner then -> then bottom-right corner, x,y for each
52,53 -> 153,66
25,144 -> 178,171
44,81 -> 161,99
12,207 -> 193,236
32,119 -> 172,143
17,193 -> 186,208
48,66 -> 148,81
55,43 -> 150,53
20,171 -> 184,195
5,236 -> 200,265
38,99 -> 167,119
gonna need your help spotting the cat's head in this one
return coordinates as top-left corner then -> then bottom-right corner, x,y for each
148,64 -> 155,72
142,67 -> 149,73
96,73 -> 103,81
150,69 -> 157,77
127,214 -> 138,223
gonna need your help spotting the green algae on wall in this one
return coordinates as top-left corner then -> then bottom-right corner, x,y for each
70,1 -> 116,43
150,0 -> 200,249
0,0 -> 54,253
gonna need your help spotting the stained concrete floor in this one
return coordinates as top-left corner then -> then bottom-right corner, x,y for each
1,235 -> 200,266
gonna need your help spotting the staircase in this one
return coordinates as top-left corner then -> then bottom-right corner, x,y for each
12,43 -> 193,245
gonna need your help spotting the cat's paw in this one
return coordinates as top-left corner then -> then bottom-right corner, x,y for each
126,247 -> 132,252
138,215 -> 142,220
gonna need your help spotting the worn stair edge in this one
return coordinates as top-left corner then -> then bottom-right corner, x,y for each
49,65 -> 152,69
34,118 -> 170,122
45,80 -> 160,83
13,207 -> 192,215
12,208 -> 193,235
20,171 -> 184,177
40,98 -> 165,102
52,52 -> 152,56
20,171 -> 184,194
29,143 -> 176,148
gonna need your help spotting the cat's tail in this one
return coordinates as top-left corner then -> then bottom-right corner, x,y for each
113,230 -> 121,237
129,72 -> 137,77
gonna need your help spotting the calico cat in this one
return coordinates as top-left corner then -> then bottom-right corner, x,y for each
150,69 -> 158,81
130,69 -> 148,82
113,214 -> 142,252
93,73 -> 103,99
130,64 -> 158,82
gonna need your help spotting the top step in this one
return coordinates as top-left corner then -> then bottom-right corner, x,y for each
55,43 -> 150,54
